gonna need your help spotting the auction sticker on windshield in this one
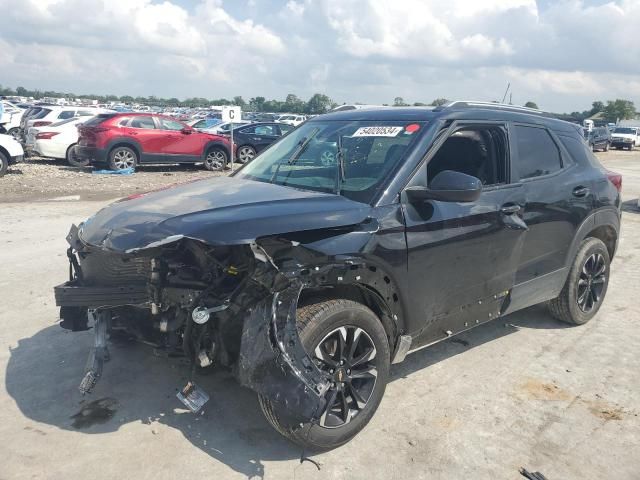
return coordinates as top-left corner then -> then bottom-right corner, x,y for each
352,126 -> 403,137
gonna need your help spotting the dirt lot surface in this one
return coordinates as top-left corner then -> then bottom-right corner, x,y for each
1,156 -> 230,202
1,149 -> 639,479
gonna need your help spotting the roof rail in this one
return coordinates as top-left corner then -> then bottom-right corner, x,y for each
435,101 -> 547,116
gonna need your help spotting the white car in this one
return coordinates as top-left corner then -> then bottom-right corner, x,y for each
203,121 -> 250,134
28,117 -> 88,165
22,106 -> 111,137
0,101 -> 26,139
0,133 -> 24,177
276,114 -> 306,126
610,126 -> 640,150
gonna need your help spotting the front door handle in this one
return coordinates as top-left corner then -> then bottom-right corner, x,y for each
573,186 -> 590,197
500,204 -> 521,215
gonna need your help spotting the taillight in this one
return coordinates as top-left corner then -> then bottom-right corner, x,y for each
36,132 -> 60,140
605,170 -> 622,193
33,121 -> 52,127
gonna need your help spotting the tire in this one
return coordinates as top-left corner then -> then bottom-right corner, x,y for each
259,299 -> 390,450
237,145 -> 256,164
548,237 -> 610,325
7,128 -> 19,140
604,142 -> 609,152
66,144 -> 89,167
108,146 -> 138,170
203,147 -> 227,171
0,151 -> 8,177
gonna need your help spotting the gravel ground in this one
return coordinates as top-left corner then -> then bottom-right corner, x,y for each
1,155 -> 231,202
0,149 -> 639,479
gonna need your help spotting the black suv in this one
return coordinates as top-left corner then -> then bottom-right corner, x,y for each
584,126 -> 611,152
54,102 -> 622,450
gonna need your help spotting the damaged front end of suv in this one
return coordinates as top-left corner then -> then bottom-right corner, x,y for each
54,177 -> 402,433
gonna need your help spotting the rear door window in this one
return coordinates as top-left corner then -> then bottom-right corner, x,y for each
514,125 -> 562,180
129,116 -> 156,129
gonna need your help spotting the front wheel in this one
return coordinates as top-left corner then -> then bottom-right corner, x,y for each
203,147 -> 227,171
259,299 -> 390,450
604,142 -> 610,152
548,237 -> 610,325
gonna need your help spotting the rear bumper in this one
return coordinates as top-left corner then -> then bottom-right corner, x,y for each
76,146 -> 108,164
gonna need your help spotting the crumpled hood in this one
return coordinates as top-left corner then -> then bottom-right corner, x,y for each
80,177 -> 372,252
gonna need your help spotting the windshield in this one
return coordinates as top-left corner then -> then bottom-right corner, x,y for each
235,120 -> 425,203
613,128 -> 637,134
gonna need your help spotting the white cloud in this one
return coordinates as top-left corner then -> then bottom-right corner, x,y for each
0,0 -> 639,112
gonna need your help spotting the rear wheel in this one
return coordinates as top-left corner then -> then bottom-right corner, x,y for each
203,147 -> 227,171
66,144 -> 88,167
0,151 -> 8,177
108,146 -> 137,170
548,237 -> 610,325
604,142 -> 610,152
259,299 -> 390,450
237,145 -> 256,164
7,128 -> 19,140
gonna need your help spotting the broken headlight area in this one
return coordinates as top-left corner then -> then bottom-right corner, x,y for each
54,224 -> 331,424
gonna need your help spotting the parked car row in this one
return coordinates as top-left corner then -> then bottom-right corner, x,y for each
583,125 -> 640,152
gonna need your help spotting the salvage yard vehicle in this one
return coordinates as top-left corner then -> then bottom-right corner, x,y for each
610,126 -> 640,150
54,102 -> 622,450
27,117 -> 89,166
0,133 -> 24,177
584,126 -> 611,152
231,122 -> 293,163
75,113 -> 234,171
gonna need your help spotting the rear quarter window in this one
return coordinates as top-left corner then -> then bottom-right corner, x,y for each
83,113 -> 118,126
514,125 -> 562,180
558,134 -> 602,169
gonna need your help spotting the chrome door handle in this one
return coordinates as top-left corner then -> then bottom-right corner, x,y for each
573,186 -> 590,197
500,204 -> 521,214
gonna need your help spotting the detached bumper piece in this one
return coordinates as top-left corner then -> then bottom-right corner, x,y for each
54,281 -> 149,308
79,310 -> 110,395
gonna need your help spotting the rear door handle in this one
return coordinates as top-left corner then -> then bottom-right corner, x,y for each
500,204 -> 521,215
573,186 -> 590,197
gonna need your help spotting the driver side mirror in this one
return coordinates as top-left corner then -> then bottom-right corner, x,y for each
181,127 -> 193,135
405,170 -> 482,203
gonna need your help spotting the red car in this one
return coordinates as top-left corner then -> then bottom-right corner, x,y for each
76,113 -> 234,170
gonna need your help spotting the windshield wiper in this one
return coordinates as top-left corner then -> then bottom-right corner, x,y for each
333,134 -> 346,195
270,128 -> 319,183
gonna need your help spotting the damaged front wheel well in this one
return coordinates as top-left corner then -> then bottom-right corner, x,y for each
298,284 -> 398,348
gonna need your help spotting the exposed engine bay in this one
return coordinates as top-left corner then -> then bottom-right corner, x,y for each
54,222 -> 399,426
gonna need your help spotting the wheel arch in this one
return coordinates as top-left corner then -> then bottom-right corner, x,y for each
106,139 -> 141,161
298,282 -> 401,355
203,141 -> 230,160
565,208 -> 620,268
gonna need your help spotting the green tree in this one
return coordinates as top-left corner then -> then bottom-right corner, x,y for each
306,93 -> 333,114
603,99 -> 636,122
233,96 -> 246,108
590,101 -> 605,115
393,96 -> 407,107
524,101 -> 539,109
249,96 -> 266,111
430,98 -> 449,107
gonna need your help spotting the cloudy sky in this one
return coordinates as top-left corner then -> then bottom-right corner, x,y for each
1,0 -> 639,112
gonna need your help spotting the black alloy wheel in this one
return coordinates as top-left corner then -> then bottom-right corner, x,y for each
313,325 -> 378,428
576,253 -> 606,313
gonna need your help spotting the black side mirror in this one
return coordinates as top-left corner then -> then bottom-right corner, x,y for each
406,170 -> 482,203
